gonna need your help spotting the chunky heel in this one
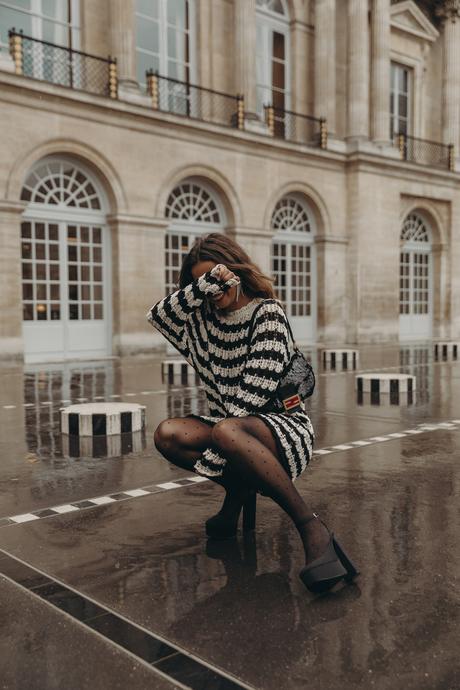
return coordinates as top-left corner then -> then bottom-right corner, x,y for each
332,537 -> 360,581
299,538 -> 347,593
297,514 -> 360,594
242,493 -> 256,532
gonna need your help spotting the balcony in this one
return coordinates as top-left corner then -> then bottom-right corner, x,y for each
395,133 -> 455,171
8,29 -> 117,99
145,72 -> 328,150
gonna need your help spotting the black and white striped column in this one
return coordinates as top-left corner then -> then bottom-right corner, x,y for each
434,342 -> 459,361
162,359 -> 200,386
323,349 -> 359,370
356,373 -> 416,405
61,402 -> 146,436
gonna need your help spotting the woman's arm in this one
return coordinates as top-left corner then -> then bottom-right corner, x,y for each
147,267 -> 239,355
225,301 -> 291,417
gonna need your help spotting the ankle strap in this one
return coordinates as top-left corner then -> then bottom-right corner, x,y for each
295,512 -> 319,528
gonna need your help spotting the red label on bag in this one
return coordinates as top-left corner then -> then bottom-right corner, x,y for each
282,393 -> 301,411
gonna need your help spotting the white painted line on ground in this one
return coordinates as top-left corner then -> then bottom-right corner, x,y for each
367,436 -> 389,442
386,433 -> 407,438
404,429 -> 424,434
156,482 -> 183,490
3,405 -> 16,409
313,449 -> 334,455
23,403 -> 35,408
331,444 -> 354,450
122,489 -> 151,497
10,513 -> 40,524
51,504 -> 79,514
185,476 -> 209,483
351,440 -> 372,446
89,496 -> 116,505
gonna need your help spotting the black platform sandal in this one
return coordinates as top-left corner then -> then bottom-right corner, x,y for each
205,492 -> 256,540
297,514 -> 360,594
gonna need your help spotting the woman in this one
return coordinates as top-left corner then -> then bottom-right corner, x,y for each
148,233 -> 358,593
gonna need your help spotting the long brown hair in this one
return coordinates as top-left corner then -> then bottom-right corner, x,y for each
179,232 -> 276,298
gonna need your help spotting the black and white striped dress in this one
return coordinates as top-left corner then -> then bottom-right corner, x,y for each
148,269 -> 315,480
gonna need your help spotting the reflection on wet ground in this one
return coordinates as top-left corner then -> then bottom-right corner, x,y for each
0,344 -> 459,689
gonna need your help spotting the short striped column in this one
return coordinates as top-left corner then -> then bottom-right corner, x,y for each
62,430 -> 145,459
61,402 -> 146,436
356,373 -> 416,405
323,349 -> 359,370
434,342 -> 459,361
162,359 -> 200,385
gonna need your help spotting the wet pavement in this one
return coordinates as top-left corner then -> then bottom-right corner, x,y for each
0,345 -> 459,689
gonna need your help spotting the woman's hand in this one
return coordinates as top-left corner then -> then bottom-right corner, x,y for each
211,264 -> 238,283
211,264 -> 240,293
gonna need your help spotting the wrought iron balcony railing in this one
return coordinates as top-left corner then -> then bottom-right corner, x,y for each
264,105 -> 327,149
146,72 -> 244,130
8,29 -> 117,98
396,133 -> 454,171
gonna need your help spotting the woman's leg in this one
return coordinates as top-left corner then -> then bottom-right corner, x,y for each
153,418 -> 253,518
211,417 -> 329,564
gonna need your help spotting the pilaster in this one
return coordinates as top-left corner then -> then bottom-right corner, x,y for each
0,201 -> 26,360
371,0 -> 390,146
234,0 -> 258,115
314,0 -> 336,135
108,214 -> 168,355
109,0 -> 148,105
347,0 -> 370,141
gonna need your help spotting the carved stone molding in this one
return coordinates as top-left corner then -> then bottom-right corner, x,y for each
436,0 -> 460,23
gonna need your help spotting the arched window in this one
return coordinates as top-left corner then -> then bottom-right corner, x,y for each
164,179 -> 225,296
135,0 -> 194,87
20,157 -> 110,362
256,0 -> 290,135
271,194 -> 316,342
399,213 -> 432,341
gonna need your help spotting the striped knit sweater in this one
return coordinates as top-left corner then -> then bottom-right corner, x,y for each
148,268 -> 313,478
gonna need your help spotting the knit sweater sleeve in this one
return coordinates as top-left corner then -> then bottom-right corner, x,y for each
147,268 -> 238,356
225,301 -> 291,417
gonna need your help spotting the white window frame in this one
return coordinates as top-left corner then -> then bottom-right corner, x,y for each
399,213 -> 432,342
20,157 -> 111,362
271,194 -> 316,344
390,61 -> 412,138
135,0 -> 196,87
0,0 -> 80,52
256,0 -> 291,118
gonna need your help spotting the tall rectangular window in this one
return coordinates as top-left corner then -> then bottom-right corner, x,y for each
390,62 -> 411,138
0,0 -> 80,53
135,0 -> 192,88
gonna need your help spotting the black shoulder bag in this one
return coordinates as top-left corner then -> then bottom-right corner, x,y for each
247,299 -> 315,414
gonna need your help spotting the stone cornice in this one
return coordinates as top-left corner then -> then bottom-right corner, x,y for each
435,0 -> 460,22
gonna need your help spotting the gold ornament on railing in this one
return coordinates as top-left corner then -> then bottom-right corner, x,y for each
320,119 -> 328,150
265,105 -> 275,136
9,30 -> 23,75
146,71 -> 159,110
109,59 -> 118,99
237,95 -> 245,130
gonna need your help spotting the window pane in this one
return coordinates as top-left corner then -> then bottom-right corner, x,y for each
167,0 -> 187,29
272,31 -> 285,61
136,16 -> 159,52
137,0 -> 159,18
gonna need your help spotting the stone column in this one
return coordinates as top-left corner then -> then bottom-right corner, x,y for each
371,0 -> 390,145
109,0 -> 147,102
441,6 -> 460,156
234,0 -> 258,115
347,0 -> 370,140
0,201 -> 25,360
314,0 -> 336,135
109,215 -> 168,355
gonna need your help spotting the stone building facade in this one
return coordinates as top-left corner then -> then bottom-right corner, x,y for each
0,0 -> 459,362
